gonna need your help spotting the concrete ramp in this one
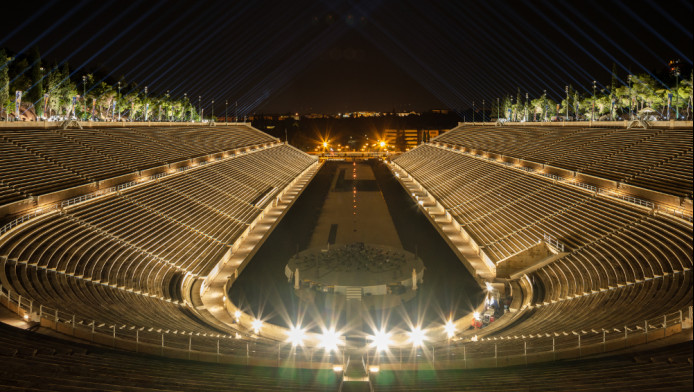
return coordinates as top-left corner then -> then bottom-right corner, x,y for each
496,241 -> 568,279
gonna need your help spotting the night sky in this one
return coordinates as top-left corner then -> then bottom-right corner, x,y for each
1,0 -> 691,115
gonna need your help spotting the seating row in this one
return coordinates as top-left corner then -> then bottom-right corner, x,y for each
0,144 -> 315,336
434,126 -> 692,198
0,125 -> 278,206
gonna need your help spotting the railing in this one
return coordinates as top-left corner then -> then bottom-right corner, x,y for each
538,172 -> 564,182
599,190 -> 655,209
150,172 -> 169,180
657,205 -> 693,222
1,283 -> 690,369
0,204 -> 59,235
542,233 -> 566,252
572,181 -> 598,193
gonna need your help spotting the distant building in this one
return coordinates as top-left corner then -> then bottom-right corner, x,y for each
384,128 -> 446,150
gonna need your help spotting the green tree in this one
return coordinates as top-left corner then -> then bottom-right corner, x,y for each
0,49 -> 12,120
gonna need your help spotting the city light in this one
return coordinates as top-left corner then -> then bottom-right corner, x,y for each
234,310 -> 241,322
444,320 -> 456,339
332,365 -> 343,372
286,325 -> 306,347
408,326 -> 426,347
319,328 -> 342,352
369,366 -> 380,373
368,329 -> 392,352
379,141 -> 386,148
251,319 -> 263,334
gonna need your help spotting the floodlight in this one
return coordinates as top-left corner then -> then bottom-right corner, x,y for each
286,326 -> 306,347
251,319 -> 263,334
408,326 -> 426,347
444,320 -> 456,339
319,328 -> 341,352
368,329 -> 392,352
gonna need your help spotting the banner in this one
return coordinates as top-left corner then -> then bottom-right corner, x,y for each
15,90 -> 22,119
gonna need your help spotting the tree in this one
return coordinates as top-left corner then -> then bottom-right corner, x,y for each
0,49 -> 12,120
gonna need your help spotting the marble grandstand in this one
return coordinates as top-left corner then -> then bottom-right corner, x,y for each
0,123 -> 692,391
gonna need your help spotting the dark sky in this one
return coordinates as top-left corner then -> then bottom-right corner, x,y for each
1,0 -> 691,115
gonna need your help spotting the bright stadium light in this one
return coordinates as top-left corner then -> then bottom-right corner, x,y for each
408,326 -> 426,347
319,328 -> 342,352
368,329 -> 392,352
234,310 -> 241,322
444,320 -> 456,339
251,319 -> 263,334
286,326 -> 306,347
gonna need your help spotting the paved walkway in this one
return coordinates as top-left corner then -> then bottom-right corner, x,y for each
309,162 -> 401,248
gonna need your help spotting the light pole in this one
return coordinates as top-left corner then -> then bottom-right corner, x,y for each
673,67 -> 680,120
543,89 -> 547,121
165,90 -> 170,122
144,86 -> 148,121
211,99 -> 214,121
524,92 -> 528,122
482,99 -> 485,122
627,75 -> 633,119
592,80 -> 597,121
183,93 -> 187,122
117,81 -> 121,121
565,85 -> 569,121
497,97 -> 500,120
82,75 -> 87,120
472,101 -> 475,123
225,100 -> 228,124
198,96 -> 201,122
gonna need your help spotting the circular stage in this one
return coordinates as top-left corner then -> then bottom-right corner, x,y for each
285,243 -> 424,304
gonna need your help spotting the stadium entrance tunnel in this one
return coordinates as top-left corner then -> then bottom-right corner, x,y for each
227,159 -> 484,341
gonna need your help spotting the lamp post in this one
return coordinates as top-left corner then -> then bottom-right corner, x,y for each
472,101 -> 475,123
225,100 -> 228,124
565,85 -> 569,121
144,86 -> 148,122
497,97 -> 500,120
543,89 -> 547,121
524,92 -> 528,122
627,75 -> 633,119
198,96 -> 202,122
164,90 -> 169,122
183,93 -> 187,122
482,99 -> 485,122
673,67 -> 680,120
211,99 -> 214,121
82,75 -> 87,120
117,81 -> 121,121
592,80 -> 597,121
